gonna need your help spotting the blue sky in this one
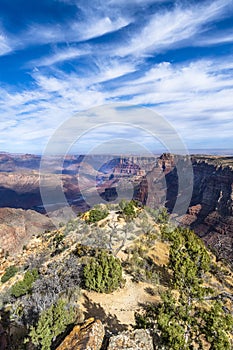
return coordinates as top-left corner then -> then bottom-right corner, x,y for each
0,0 -> 233,154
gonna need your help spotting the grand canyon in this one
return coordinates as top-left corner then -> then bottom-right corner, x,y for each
0,152 -> 232,264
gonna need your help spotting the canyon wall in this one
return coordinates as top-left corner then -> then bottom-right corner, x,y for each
138,154 -> 233,264
184,156 -> 233,264
0,207 -> 55,255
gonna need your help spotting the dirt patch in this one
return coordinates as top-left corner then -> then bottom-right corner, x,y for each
80,273 -> 161,332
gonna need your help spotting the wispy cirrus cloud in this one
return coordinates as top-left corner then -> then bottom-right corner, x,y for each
0,0 -> 233,153
28,47 -> 89,68
195,29 -> 233,46
71,16 -> 131,41
14,12 -> 131,51
115,0 -> 232,56
32,57 -> 137,91
1,54 -> 233,152
0,31 -> 12,56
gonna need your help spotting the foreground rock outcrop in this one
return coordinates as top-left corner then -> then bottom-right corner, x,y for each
56,318 -> 105,350
56,319 -> 154,350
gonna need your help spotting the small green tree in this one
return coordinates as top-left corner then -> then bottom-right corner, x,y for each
83,250 -> 123,293
27,298 -> 76,350
201,301 -> 233,350
87,207 -> 108,223
1,265 -> 18,283
11,269 -> 38,297
135,226 -> 233,349
169,228 -> 211,296
120,200 -> 137,221
145,206 -> 169,224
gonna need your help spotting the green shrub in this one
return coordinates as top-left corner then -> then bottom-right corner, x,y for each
83,250 -> 123,293
87,207 -> 109,223
27,298 -> 76,350
11,268 -> 38,297
53,233 -> 64,245
126,248 -> 159,284
169,227 -> 211,292
201,301 -> 233,350
135,291 -> 233,350
1,265 -> 18,283
119,200 -> 137,220
145,206 -> 169,224
134,226 -> 226,350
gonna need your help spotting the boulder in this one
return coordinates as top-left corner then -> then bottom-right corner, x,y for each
107,329 -> 154,350
56,318 -> 104,350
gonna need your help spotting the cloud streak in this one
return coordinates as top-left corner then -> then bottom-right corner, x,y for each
0,31 -> 12,55
1,54 -> 233,152
116,0 -> 232,56
29,47 -> 89,67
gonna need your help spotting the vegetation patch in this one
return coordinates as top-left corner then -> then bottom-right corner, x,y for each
11,268 -> 38,298
26,298 -> 76,350
135,226 -> 233,349
145,206 -> 169,224
83,250 -> 124,293
125,245 -> 160,284
86,206 -> 109,223
119,199 -> 138,220
1,265 -> 18,283
0,202 -> 232,349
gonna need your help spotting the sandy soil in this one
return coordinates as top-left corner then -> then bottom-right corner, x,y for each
80,272 -> 161,332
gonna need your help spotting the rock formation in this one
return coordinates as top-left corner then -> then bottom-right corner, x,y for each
108,329 -> 154,350
55,318 -> 154,350
56,318 -> 105,350
137,154 -> 233,264
0,208 -> 54,255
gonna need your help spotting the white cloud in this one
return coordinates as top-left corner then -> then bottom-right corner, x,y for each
98,56 -> 233,145
1,53 -> 233,152
109,0 -> 169,3
1,0 -> 233,152
29,47 -> 89,67
22,24 -> 66,46
71,16 -> 130,41
91,59 -> 137,83
32,57 -> 137,94
115,0 -> 232,56
15,12 -> 131,51
195,30 -> 233,46
0,32 -> 12,56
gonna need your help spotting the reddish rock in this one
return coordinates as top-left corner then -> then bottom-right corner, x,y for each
0,208 -> 54,255
56,318 -> 104,350
188,204 -> 202,216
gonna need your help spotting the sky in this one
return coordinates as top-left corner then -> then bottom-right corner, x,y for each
0,0 -> 233,154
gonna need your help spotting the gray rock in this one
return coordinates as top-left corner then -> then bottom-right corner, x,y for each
107,329 -> 154,350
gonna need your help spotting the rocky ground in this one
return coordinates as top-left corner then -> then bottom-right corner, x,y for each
0,204 -> 232,349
